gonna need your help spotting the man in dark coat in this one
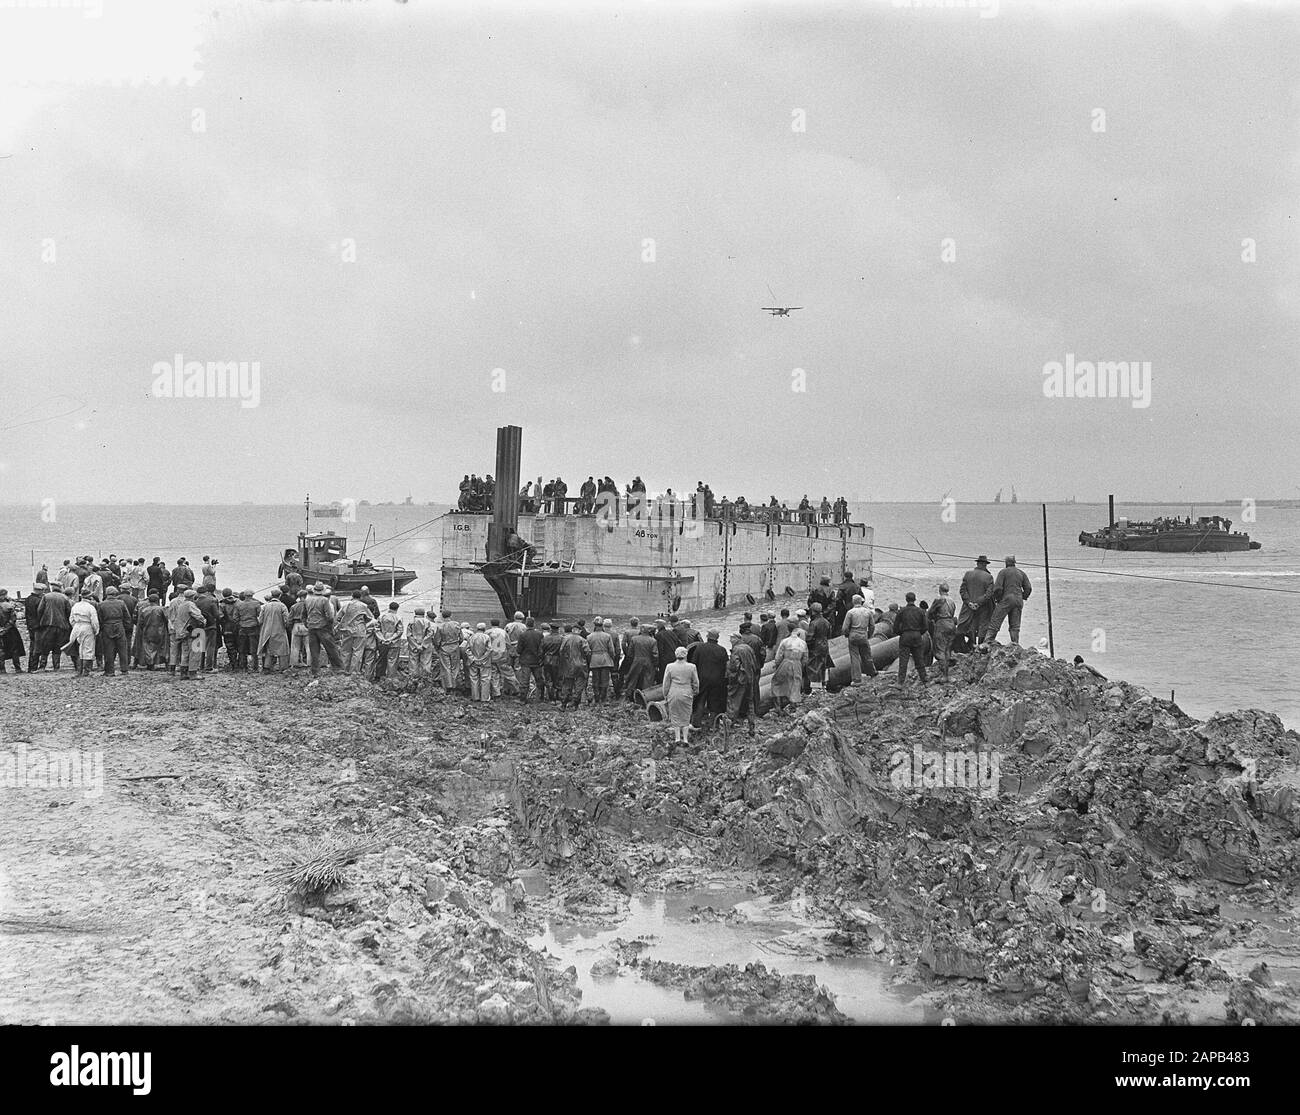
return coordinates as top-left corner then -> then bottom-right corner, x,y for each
195,587 -> 222,672
759,612 -> 778,654
540,622 -> 564,700
687,629 -> 729,728
557,624 -> 591,709
833,573 -> 859,630
147,558 -> 169,599
957,555 -> 995,651
171,558 -> 195,592
37,585 -> 72,670
654,619 -> 678,683
737,621 -> 766,669
895,592 -> 929,687
516,618 -> 546,703
807,576 -> 835,618
623,623 -> 659,700
725,634 -> 759,738
24,586 -> 45,671
805,602 -> 833,690
218,588 -> 240,670
0,589 -> 26,672
133,593 -> 169,669
96,587 -> 132,676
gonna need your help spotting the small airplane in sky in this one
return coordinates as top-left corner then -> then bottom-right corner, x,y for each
762,284 -> 801,316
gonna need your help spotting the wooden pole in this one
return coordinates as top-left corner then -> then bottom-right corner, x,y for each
1041,503 -> 1055,658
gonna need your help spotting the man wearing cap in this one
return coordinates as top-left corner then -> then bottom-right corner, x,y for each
124,558 -> 146,600
928,583 -> 958,683
336,591 -> 372,675
485,618 -> 512,697
958,555 -> 996,651
95,586 -> 132,677
515,617 -> 546,702
759,612 -> 778,656
986,555 -> 1032,646
586,619 -> 618,703
540,621 -> 564,700
134,592 -> 169,670
654,619 -> 677,684
303,583 -> 343,676
0,590 -> 26,673
66,591 -> 100,677
23,584 -> 46,672
687,629 -> 729,729
432,610 -> 462,689
737,618 -> 766,670
558,623 -> 591,709
807,576 -> 835,619
467,622 -> 493,701
166,588 -> 204,679
217,587 -> 239,669
406,607 -> 434,679
505,610 -> 527,681
895,592 -> 929,688
369,602 -> 405,681
195,586 -> 221,671
841,593 -> 878,685
833,571 -> 859,630
232,590 -> 261,671
58,560 -> 80,596
725,633 -> 758,738
806,602 -> 833,690
36,582 -> 72,671
82,565 -> 104,603
623,620 -> 658,701
613,617 -> 639,699
171,558 -> 194,593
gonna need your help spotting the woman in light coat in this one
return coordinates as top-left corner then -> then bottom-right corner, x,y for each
661,646 -> 699,746
771,628 -> 808,712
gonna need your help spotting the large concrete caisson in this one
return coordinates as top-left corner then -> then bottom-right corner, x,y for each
440,428 -> 872,620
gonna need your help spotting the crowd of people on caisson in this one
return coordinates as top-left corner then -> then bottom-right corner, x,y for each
461,472 -> 857,526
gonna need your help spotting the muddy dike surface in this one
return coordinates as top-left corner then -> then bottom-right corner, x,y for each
1,646 -> 1298,1025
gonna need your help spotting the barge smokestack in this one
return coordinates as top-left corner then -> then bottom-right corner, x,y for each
488,424 -> 522,561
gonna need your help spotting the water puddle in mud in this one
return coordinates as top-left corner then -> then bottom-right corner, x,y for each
1216,902 -> 1300,988
525,877 -> 929,1025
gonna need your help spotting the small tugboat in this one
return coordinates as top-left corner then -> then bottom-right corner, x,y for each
1079,497 -> 1261,553
280,497 -> 418,594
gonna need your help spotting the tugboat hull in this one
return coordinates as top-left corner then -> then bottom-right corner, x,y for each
316,570 -> 418,594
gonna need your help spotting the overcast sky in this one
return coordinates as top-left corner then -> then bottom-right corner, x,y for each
1,0 -> 1297,505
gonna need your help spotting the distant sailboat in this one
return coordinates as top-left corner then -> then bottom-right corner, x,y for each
993,488 -> 1003,504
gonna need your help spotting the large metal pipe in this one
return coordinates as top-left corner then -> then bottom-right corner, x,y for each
490,424 -> 522,549
1108,493 -> 1115,532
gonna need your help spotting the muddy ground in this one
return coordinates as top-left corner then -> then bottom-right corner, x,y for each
1,647 -> 1298,1025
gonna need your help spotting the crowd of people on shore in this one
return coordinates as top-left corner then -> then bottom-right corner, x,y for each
0,549 -> 1047,750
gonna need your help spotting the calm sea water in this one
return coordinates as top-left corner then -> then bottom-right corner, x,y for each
1,501 -> 1295,727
